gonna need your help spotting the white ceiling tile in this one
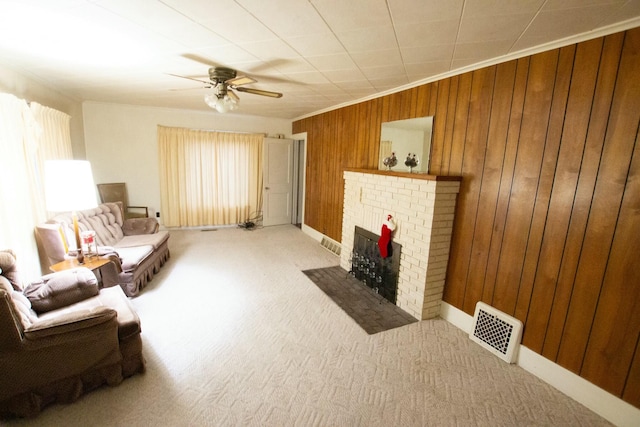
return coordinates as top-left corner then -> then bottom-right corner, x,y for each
336,25 -> 399,52
600,0 -> 640,26
280,71 -> 331,85
521,5 -> 629,41
458,13 -> 535,43
463,0 -> 545,16
395,20 -> 460,48
305,53 -> 359,72
334,80 -> 376,91
267,58 -> 316,74
91,0 -> 233,49
190,45 -> 259,67
161,0 -> 255,25
542,0 -> 627,11
237,0 -> 331,38
285,34 -> 346,56
369,75 -> 410,91
388,0 -> 464,24
405,61 -> 451,80
361,64 -> 407,80
322,69 -> 368,83
351,49 -> 404,68
310,0 -> 392,31
453,39 -> 513,60
197,14 -> 276,44
401,44 -> 455,64
236,39 -> 301,61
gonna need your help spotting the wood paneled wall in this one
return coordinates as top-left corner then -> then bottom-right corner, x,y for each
293,28 -> 640,407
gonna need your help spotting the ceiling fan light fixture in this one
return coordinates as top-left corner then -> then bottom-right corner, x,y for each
204,93 -> 238,113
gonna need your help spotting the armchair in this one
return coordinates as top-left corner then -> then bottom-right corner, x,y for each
0,249 -> 144,419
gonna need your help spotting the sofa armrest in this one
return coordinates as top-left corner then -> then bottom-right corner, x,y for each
122,217 -> 159,235
24,307 -> 116,341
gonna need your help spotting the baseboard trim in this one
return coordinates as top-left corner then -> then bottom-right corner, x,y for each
440,301 -> 640,427
300,224 -> 325,242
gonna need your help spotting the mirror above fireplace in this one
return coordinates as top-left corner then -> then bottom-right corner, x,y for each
379,116 -> 433,173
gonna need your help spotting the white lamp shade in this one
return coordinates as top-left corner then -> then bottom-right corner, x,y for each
44,160 -> 98,212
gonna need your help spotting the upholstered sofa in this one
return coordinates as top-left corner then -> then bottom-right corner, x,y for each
0,249 -> 144,419
37,202 -> 170,297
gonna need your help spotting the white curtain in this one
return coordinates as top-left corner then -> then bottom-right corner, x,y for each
0,94 -> 72,280
158,125 -> 263,227
30,102 -> 72,160
30,102 -> 73,216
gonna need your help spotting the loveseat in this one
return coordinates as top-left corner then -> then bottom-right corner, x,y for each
0,249 -> 144,418
37,202 -> 170,297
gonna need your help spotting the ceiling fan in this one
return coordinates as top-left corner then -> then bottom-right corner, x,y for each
171,66 -> 283,113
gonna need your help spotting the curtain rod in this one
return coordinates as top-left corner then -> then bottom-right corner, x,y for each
200,129 -> 267,136
158,125 -> 284,139
159,124 -> 267,136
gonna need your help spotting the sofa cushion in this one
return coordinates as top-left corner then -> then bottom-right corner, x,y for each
24,268 -> 99,313
52,202 -> 125,247
113,245 -> 154,272
115,231 -> 169,251
122,218 -> 159,235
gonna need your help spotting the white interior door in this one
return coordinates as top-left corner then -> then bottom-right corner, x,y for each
263,137 -> 293,226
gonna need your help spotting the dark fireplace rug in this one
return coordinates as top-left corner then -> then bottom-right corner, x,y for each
303,266 -> 418,334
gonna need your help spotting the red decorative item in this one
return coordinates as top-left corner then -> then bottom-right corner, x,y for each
378,214 -> 396,258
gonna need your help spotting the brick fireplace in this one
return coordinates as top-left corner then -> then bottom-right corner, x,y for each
341,169 -> 461,320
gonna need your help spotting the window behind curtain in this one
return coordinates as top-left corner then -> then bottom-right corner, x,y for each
158,125 -> 263,227
0,94 -> 72,279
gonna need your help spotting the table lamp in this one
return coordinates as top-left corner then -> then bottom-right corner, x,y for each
44,160 -> 98,264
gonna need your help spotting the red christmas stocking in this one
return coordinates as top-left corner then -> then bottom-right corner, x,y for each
378,224 -> 392,258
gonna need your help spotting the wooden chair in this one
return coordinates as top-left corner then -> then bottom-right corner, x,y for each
97,183 -> 148,219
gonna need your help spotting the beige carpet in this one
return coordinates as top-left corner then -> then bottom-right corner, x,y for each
8,225 -> 610,426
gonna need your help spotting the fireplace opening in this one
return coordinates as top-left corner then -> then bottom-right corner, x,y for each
350,226 -> 401,304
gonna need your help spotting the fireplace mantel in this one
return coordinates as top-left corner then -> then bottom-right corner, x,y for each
341,170 -> 461,320
345,168 -> 462,182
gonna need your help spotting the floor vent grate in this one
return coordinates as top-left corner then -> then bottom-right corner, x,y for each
470,302 -> 523,363
320,237 -> 341,256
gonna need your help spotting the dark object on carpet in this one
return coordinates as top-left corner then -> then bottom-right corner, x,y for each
303,266 -> 418,334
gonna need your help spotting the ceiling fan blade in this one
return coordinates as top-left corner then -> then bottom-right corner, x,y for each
235,87 -> 283,98
181,53 -> 220,68
227,89 -> 240,102
226,75 -> 256,86
169,86 -> 211,91
168,73 -> 211,85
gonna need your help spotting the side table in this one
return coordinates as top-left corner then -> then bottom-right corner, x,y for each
50,257 -> 111,273
50,257 -> 115,288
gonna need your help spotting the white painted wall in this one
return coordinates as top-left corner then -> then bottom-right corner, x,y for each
82,102 -> 292,223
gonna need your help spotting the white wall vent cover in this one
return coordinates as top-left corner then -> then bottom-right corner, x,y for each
470,302 -> 523,363
320,237 -> 341,256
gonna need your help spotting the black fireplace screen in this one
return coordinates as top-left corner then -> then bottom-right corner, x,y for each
349,226 -> 401,304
